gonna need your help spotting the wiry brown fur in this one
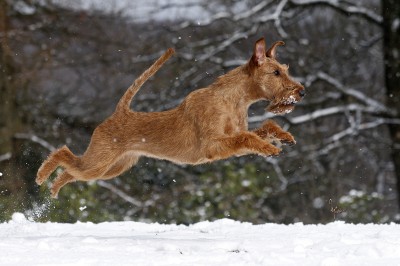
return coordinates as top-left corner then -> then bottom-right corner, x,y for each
36,38 -> 305,198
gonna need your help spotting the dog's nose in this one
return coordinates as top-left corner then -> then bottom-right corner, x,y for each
299,89 -> 305,98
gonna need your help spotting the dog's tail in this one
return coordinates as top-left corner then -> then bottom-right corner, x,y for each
116,48 -> 175,113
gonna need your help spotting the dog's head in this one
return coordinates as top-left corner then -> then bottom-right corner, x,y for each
248,38 -> 305,115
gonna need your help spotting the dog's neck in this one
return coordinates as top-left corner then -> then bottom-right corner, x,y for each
210,65 -> 262,110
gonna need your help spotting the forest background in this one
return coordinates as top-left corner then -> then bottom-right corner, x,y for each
0,0 -> 399,224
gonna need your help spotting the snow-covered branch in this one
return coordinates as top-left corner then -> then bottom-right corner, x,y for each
0,152 -> 12,162
97,180 -> 143,208
96,180 -> 159,215
265,157 -> 288,191
289,0 -> 383,25
309,119 -> 392,158
328,118 -> 400,144
14,133 -> 56,152
291,104 -> 383,124
249,104 -> 385,125
315,71 -> 394,116
176,1 -> 273,29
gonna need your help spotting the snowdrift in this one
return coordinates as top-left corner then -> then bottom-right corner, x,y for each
1,213 -> 400,265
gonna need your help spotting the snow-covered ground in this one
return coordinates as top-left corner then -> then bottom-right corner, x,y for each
1,213 -> 400,266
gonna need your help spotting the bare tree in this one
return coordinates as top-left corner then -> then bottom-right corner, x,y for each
165,0 -> 399,222
2,0 -> 399,223
382,0 -> 400,207
0,0 -> 33,219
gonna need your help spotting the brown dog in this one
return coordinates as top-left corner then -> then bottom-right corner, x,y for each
36,37 -> 305,198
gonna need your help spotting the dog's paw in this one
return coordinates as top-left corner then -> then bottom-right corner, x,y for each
36,164 -> 50,185
269,149 -> 282,158
35,175 -> 46,185
261,144 -> 281,157
278,132 -> 296,146
281,138 -> 296,146
50,185 -> 59,199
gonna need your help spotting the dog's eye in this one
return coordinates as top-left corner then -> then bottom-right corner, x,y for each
273,70 -> 280,76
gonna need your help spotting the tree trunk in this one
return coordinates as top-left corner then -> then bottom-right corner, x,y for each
0,0 -> 28,220
382,0 -> 400,209
0,1 -> 21,154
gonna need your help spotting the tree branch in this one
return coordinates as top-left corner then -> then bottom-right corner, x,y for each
97,180 -> 143,208
14,133 -> 56,152
0,152 -> 12,162
316,71 -> 394,115
289,0 -> 383,25
249,104 -> 383,124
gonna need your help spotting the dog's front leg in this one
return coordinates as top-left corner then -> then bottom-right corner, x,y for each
207,131 -> 281,161
253,120 -> 296,145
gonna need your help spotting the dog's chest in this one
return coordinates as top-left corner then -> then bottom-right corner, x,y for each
223,111 -> 247,135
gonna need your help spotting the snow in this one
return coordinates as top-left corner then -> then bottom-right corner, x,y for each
21,0 -> 249,23
48,0 -> 215,22
1,213 -> 400,265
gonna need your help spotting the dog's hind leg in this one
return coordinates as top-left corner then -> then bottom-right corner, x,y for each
100,154 -> 140,180
36,145 -> 79,185
50,171 -> 75,198
50,154 -> 139,198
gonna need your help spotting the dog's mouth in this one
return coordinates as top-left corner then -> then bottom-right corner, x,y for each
267,95 -> 299,115
282,95 -> 298,106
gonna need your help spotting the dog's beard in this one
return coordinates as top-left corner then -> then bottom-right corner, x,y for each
267,103 -> 295,115
267,96 -> 298,115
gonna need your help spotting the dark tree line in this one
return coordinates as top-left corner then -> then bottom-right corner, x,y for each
382,0 -> 400,208
0,0 -> 399,223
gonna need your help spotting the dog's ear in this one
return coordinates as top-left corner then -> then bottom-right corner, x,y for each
251,38 -> 267,66
266,41 -> 285,59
